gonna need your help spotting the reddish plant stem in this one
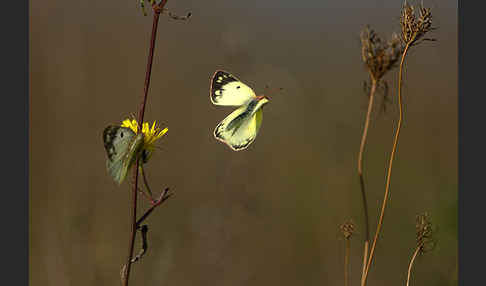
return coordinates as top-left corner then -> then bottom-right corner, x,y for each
123,2 -> 167,286
138,1 -> 166,126
136,188 -> 172,227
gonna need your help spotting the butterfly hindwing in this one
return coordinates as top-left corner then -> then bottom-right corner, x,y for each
210,70 -> 256,106
103,126 -> 144,184
214,104 -> 265,151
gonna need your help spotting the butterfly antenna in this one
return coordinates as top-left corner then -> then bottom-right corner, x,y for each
262,84 -> 284,97
128,113 -> 137,122
153,145 -> 164,151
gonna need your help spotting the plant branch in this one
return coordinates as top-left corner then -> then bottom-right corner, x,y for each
162,8 -> 192,20
123,2 -> 167,285
361,42 -> 411,286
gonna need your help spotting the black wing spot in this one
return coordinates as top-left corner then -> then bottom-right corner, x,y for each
103,126 -> 121,160
120,132 -> 124,138
237,86 -> 240,89
211,71 -> 239,100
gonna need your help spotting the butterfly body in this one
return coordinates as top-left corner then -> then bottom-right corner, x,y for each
103,126 -> 144,184
210,70 -> 269,151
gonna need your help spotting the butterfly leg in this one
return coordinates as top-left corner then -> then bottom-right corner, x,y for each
127,170 -> 155,204
137,186 -> 155,204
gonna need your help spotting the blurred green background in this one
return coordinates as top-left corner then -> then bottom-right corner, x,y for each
30,0 -> 457,285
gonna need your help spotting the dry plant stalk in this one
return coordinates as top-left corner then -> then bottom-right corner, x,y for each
358,26 -> 401,283
406,213 -> 435,286
340,221 -> 355,286
361,3 -> 434,286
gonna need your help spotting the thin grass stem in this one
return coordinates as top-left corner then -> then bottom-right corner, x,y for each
344,238 -> 350,286
357,78 -> 377,281
360,241 -> 369,285
362,42 -> 411,286
406,245 -> 421,286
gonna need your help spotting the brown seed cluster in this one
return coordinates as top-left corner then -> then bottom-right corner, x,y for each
400,2 -> 434,46
360,26 -> 402,82
415,212 -> 435,254
340,221 -> 355,240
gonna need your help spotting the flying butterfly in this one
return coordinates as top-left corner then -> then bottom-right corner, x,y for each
103,126 -> 144,184
210,70 -> 270,151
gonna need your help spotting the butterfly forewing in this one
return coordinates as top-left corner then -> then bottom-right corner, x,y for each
103,126 -> 144,184
210,70 -> 256,106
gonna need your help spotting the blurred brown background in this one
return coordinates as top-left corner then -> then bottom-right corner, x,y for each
30,0 -> 457,285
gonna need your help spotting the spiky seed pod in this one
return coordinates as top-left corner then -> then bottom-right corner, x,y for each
360,26 -> 403,81
415,212 -> 436,254
340,221 -> 355,240
400,2 -> 435,46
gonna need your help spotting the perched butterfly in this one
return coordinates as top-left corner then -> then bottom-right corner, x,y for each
103,119 -> 167,184
210,70 -> 270,151
103,126 -> 145,184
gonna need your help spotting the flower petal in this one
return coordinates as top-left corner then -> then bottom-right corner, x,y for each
121,119 -> 131,127
157,127 -> 168,139
142,122 -> 149,134
121,118 -> 138,133
151,121 -> 157,133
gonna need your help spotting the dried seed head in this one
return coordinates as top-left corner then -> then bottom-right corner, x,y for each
360,26 -> 403,81
415,212 -> 436,254
400,2 -> 435,46
340,221 -> 355,240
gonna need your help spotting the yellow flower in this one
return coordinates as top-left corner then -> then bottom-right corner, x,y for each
141,121 -> 168,149
121,118 -> 140,133
121,118 -> 168,160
